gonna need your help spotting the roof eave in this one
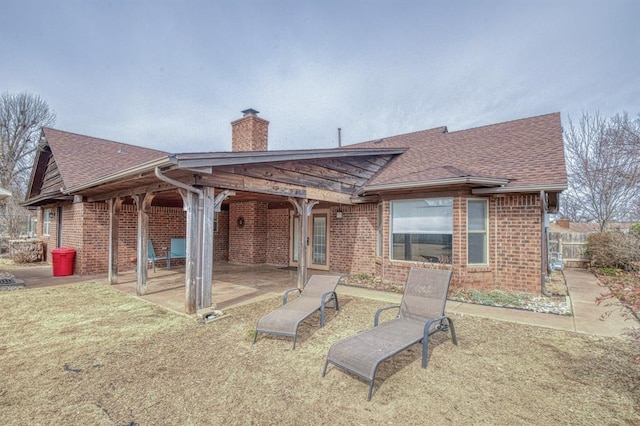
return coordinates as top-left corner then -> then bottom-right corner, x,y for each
360,177 -> 511,194
471,184 -> 568,195
170,147 -> 407,168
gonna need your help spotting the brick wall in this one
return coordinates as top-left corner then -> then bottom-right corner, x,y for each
37,201 -> 189,276
266,208 -> 290,266
329,204 -> 378,275
214,211 -> 229,261
370,193 -> 543,294
229,201 -> 268,264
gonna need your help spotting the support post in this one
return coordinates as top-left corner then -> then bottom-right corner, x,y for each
199,189 -> 235,310
289,198 -> 318,289
108,197 -> 123,284
181,189 -> 199,314
134,193 -> 154,296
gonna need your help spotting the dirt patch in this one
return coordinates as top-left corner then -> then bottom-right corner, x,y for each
1,283 -> 638,424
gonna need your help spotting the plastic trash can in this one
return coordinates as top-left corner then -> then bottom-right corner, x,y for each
52,247 -> 76,277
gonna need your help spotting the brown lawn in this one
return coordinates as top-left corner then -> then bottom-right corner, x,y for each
0,283 -> 638,425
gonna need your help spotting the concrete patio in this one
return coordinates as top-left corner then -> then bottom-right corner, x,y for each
3,262 -> 636,338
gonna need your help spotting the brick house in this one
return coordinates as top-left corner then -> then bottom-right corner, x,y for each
23,110 -> 567,313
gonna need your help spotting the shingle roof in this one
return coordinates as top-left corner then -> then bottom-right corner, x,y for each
350,112 -> 567,190
42,128 -> 167,190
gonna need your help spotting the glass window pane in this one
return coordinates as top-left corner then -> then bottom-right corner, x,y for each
468,233 -> 486,264
392,199 -> 453,234
292,216 -> 299,262
313,215 -> 327,264
468,200 -> 487,231
391,198 -> 453,264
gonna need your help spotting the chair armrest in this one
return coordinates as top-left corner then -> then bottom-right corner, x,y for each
423,315 -> 447,338
282,288 -> 302,305
320,291 -> 337,307
374,305 -> 400,326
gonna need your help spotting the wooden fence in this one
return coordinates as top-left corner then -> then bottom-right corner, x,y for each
549,232 -> 589,268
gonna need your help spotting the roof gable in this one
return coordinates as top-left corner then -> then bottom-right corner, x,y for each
42,128 -> 167,190
24,128 -> 168,205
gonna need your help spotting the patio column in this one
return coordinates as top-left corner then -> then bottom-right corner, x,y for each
134,193 -> 155,296
289,198 -> 318,289
182,189 -> 199,314
108,197 -> 123,284
200,189 -> 235,311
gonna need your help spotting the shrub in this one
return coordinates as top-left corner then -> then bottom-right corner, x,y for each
586,231 -> 640,270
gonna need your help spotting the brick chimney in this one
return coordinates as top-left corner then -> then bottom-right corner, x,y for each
231,108 -> 269,152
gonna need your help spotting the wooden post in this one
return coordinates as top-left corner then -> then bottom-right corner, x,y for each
181,189 -> 199,314
134,193 -> 154,296
289,198 -> 318,289
108,197 -> 123,284
198,189 -> 235,310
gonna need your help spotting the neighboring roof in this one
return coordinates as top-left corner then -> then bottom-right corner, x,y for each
350,112 -> 567,194
0,187 -> 11,201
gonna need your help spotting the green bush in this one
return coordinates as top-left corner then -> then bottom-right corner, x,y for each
586,231 -> 640,270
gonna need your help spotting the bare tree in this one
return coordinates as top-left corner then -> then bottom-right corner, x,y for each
562,111 -> 640,231
0,92 -> 56,237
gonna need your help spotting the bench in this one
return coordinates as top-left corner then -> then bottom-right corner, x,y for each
167,237 -> 186,270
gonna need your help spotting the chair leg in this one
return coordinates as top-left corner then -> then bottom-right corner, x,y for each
447,317 -> 458,345
322,360 -> 329,377
367,380 -> 375,401
422,336 -> 430,368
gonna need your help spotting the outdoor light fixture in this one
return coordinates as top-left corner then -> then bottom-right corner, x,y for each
48,211 -> 55,219
336,211 -> 343,219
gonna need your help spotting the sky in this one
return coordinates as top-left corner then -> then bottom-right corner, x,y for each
1,0 -> 638,153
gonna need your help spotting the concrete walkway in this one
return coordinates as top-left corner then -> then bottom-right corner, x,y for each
340,268 -> 636,339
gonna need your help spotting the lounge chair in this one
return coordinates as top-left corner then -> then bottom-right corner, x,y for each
322,268 -> 457,400
253,275 -> 341,349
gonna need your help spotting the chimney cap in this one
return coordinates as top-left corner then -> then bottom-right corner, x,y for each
241,108 -> 259,116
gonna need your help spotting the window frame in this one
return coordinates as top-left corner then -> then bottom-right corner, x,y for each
43,208 -> 51,236
467,198 -> 489,266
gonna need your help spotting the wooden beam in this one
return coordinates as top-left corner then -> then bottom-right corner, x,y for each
199,172 -> 307,198
108,197 -> 123,284
86,182 -> 177,202
134,193 -> 154,296
306,187 -> 353,204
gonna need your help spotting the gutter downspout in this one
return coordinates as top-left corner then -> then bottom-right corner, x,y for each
155,167 -> 205,312
540,190 -> 552,297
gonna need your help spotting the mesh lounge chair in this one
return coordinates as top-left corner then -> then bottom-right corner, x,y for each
322,268 -> 457,400
253,275 -> 341,349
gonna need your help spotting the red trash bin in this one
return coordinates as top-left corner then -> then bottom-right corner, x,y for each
52,248 -> 76,277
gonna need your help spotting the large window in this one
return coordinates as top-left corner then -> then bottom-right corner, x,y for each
391,198 -> 453,264
43,208 -> 51,236
467,199 -> 488,264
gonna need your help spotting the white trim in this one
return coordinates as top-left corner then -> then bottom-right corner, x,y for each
467,198 -> 489,266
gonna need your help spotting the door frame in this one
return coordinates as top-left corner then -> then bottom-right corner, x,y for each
289,208 -> 330,270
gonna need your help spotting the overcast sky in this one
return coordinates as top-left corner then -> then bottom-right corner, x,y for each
1,0 -> 638,153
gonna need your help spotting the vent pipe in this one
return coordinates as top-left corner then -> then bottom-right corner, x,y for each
338,128 -> 342,147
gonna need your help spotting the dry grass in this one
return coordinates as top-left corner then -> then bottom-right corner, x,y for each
1,283 -> 639,425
